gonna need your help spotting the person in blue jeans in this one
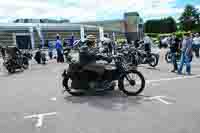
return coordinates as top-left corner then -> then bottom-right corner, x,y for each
169,35 -> 180,72
55,35 -> 64,63
178,33 -> 193,75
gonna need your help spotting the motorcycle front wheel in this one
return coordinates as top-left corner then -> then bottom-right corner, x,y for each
165,52 -> 172,63
7,67 -> 15,73
23,59 -> 29,69
148,54 -> 159,67
118,69 -> 145,96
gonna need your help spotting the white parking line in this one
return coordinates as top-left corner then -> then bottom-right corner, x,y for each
143,96 -> 174,105
24,112 -> 57,128
147,74 -> 200,84
50,97 -> 57,101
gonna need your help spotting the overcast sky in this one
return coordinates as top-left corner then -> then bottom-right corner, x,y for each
0,0 -> 199,23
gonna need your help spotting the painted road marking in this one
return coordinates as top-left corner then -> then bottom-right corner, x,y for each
144,96 -> 174,105
24,112 -> 57,128
50,97 -> 57,101
147,74 -> 200,84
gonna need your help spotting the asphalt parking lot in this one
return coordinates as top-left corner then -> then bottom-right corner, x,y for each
1,49 -> 200,133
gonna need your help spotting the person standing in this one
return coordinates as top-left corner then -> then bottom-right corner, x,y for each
55,35 -> 63,63
0,46 -> 6,60
169,35 -> 180,72
143,35 -> 153,61
103,34 -> 113,55
193,33 -> 200,58
48,40 -> 53,60
178,33 -> 193,75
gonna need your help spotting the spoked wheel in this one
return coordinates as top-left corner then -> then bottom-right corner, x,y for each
62,74 -> 86,96
148,54 -> 159,67
165,52 -> 172,63
118,70 -> 145,96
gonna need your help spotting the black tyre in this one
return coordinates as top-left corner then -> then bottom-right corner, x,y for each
23,59 -> 29,69
118,69 -> 145,96
165,52 -> 172,63
148,54 -> 159,67
8,68 -> 15,73
62,73 -> 85,96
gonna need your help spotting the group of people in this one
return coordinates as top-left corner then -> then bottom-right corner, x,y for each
167,32 -> 200,75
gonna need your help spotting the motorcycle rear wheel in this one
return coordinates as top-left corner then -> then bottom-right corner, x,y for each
118,69 -> 145,96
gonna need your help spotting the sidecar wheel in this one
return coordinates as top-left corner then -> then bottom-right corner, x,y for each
62,74 -> 85,96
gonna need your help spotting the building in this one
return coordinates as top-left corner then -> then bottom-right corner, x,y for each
13,19 -> 70,23
77,12 -> 144,43
0,12 -> 143,49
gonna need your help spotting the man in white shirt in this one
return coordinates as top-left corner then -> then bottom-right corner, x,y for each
193,33 -> 200,57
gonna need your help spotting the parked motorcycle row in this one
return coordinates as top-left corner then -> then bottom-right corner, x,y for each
1,46 -> 48,73
0,40 -> 160,96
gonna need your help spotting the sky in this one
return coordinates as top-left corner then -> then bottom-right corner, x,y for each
0,0 -> 199,23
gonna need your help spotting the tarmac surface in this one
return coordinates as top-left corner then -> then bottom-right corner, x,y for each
0,49 -> 200,133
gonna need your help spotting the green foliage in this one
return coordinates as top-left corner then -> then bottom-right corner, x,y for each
192,24 -> 200,32
144,17 -> 177,33
179,4 -> 200,31
146,33 -> 159,38
116,39 -> 127,45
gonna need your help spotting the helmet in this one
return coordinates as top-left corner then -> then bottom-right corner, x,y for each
85,35 -> 96,47
86,35 -> 96,41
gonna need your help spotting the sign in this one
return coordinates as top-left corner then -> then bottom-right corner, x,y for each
80,25 -> 85,42
112,32 -> 116,41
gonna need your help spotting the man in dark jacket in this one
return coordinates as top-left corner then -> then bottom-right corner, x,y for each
169,35 -> 180,72
79,35 -> 112,88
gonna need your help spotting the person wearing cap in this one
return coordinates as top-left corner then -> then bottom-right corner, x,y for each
193,33 -> 200,58
79,35 -> 112,89
178,33 -> 193,75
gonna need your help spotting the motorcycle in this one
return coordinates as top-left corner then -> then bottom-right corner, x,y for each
63,46 -> 72,63
165,50 -> 181,63
34,49 -> 47,65
131,48 -> 159,67
3,53 -> 29,73
62,54 -> 145,96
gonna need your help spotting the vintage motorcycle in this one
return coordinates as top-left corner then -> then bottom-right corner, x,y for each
130,47 -> 159,67
3,52 -> 29,73
62,54 -> 145,96
34,49 -> 47,65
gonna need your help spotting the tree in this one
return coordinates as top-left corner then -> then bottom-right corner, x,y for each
179,4 -> 200,31
144,17 -> 177,33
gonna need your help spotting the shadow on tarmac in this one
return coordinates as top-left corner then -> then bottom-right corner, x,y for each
63,91 -> 151,111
